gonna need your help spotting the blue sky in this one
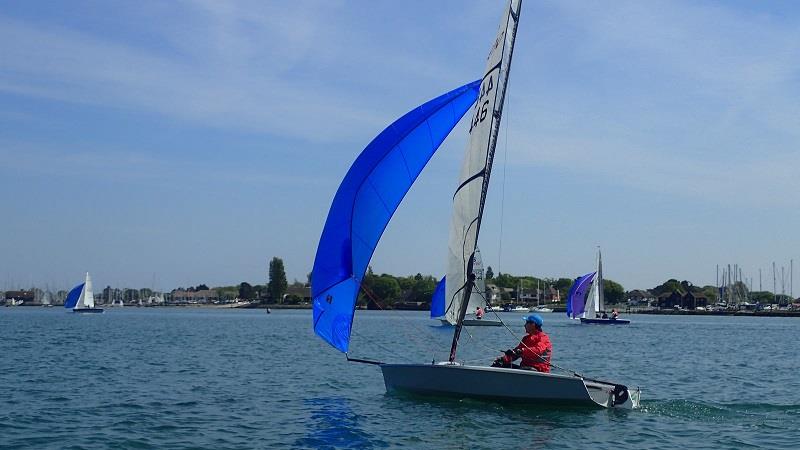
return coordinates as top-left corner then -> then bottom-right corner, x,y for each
1,1 -> 798,293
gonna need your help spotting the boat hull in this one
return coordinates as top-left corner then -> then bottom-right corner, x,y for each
580,318 -> 630,325
380,364 -> 639,409
73,308 -> 104,314
440,319 -> 502,327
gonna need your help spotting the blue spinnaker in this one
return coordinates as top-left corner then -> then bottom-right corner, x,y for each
430,276 -> 446,318
64,283 -> 84,309
567,272 -> 596,318
312,80 -> 480,352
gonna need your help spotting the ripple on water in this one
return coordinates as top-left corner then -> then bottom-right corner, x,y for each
2,309 -> 800,449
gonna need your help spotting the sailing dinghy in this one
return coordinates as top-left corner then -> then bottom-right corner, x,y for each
568,250 -> 630,325
65,272 -> 104,314
431,248 -> 501,326
312,0 -> 639,409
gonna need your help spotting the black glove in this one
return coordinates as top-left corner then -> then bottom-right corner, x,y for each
504,349 -> 515,358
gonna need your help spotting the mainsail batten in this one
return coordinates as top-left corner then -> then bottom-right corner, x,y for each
312,81 -> 481,353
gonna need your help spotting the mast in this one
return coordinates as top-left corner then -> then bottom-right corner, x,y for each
773,262 -> 777,304
597,247 -> 604,312
448,0 -> 521,362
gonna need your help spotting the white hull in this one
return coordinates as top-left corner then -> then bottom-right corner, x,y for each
380,364 -> 639,409
439,319 -> 502,327
529,306 -> 553,313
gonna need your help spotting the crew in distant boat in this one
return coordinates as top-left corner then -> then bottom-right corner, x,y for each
601,311 -> 608,319
475,306 -> 484,319
611,309 -> 619,319
492,314 -> 552,373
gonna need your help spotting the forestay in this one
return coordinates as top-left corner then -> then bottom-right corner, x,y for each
312,81 -> 480,353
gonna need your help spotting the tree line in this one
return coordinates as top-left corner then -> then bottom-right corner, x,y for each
172,256 -> 795,307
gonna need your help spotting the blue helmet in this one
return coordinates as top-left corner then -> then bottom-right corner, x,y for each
523,313 -> 543,327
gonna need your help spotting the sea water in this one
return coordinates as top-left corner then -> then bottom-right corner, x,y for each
1,308 -> 798,449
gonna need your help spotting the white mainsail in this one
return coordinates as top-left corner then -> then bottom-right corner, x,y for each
76,272 -> 95,309
585,249 -> 603,316
467,247 -> 487,312
445,0 -> 521,354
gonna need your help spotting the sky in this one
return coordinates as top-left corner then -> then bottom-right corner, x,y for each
1,0 -> 799,294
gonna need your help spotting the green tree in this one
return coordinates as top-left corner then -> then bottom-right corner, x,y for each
195,284 -> 209,291
366,276 -> 401,304
410,277 -> 436,303
554,278 -> 573,291
397,276 -> 415,292
494,273 -> 517,289
485,266 -> 494,280
238,282 -> 255,300
268,257 -> 288,303
651,279 -> 684,296
603,279 -> 625,304
284,294 -> 302,305
749,291 -> 774,304
700,285 -> 719,303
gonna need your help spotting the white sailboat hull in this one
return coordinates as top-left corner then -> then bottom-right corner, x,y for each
380,363 -> 639,409
439,319 -> 503,327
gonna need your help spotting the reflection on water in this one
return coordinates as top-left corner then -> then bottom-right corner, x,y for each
297,397 -> 388,449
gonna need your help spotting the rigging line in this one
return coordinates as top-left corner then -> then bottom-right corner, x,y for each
462,321 -> 507,356
494,319 -> 585,378
358,284 -> 437,358
350,328 -> 412,363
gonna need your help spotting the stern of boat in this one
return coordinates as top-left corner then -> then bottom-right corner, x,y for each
584,380 -> 640,409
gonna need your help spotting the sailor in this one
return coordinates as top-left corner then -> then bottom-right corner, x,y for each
601,311 -> 608,319
611,308 -> 618,319
492,313 -> 552,373
475,306 -> 484,319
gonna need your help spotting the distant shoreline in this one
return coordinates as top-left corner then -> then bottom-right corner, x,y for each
9,303 -> 800,317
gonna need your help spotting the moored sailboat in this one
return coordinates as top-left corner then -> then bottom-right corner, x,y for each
312,0 -> 638,409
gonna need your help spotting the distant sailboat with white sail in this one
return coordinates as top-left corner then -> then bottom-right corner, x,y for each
65,273 -> 104,314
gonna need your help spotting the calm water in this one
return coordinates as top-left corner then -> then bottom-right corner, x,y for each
1,308 -> 798,449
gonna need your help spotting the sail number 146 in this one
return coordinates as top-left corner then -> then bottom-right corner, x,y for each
469,75 -> 494,134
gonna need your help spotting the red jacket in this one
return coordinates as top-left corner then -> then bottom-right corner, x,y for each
513,330 -> 552,372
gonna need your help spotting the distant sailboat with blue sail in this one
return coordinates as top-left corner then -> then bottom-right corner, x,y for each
566,271 -> 596,320
311,0 -> 638,408
431,248 -> 501,326
65,272 -> 103,314
567,249 -> 629,325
